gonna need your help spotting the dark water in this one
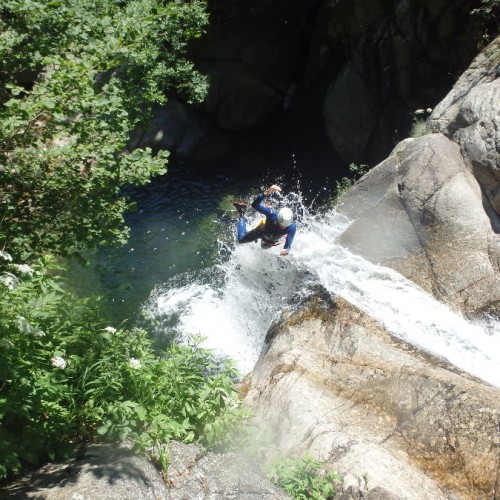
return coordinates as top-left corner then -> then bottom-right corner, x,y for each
68,159 -> 333,322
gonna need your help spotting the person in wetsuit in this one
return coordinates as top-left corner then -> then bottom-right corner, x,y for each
233,184 -> 296,256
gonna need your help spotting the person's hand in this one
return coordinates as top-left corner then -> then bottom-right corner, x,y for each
279,249 -> 289,256
264,184 -> 281,196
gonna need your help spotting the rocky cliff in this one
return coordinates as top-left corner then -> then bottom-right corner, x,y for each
132,0 -> 495,170
337,36 -> 500,317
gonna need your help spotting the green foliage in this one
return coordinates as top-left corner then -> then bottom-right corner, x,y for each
0,0 -> 251,483
0,254 -> 246,479
330,163 -> 370,207
471,0 -> 499,46
267,455 -> 340,500
0,0 -> 208,261
471,0 -> 499,18
409,108 -> 431,139
409,119 -> 428,138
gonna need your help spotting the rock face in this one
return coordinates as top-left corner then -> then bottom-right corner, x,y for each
428,36 -> 500,215
166,441 -> 289,499
189,0 -> 315,129
0,442 -> 288,500
243,289 -> 500,499
316,0 -> 485,164
336,37 -> 500,316
337,133 -> 500,315
138,0 -> 491,167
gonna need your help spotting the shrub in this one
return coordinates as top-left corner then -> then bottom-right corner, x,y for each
471,0 -> 499,19
409,119 -> 428,138
0,254 -> 247,479
267,454 -> 340,500
330,163 -> 370,207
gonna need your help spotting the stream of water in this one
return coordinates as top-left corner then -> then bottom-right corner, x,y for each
72,169 -> 500,387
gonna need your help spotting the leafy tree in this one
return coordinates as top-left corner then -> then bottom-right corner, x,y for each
0,0 -> 209,261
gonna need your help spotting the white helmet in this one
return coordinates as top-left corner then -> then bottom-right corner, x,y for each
277,207 -> 293,228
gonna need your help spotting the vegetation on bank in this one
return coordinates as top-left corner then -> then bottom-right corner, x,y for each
331,162 -> 370,207
0,253 -> 246,479
0,0 -> 249,481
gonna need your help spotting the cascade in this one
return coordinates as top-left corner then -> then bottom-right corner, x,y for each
144,190 -> 500,387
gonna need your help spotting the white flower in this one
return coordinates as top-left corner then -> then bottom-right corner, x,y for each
16,316 -> 28,332
0,250 -> 12,262
0,272 -> 19,290
414,109 -> 425,115
129,358 -> 141,370
0,338 -> 13,349
104,326 -> 117,334
16,316 -> 45,337
11,264 -> 34,277
51,356 -> 67,369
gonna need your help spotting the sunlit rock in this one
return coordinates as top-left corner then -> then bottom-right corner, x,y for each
0,442 -> 288,500
336,37 -> 500,316
428,36 -> 500,214
337,132 -> 500,316
166,441 -> 290,499
243,288 -> 500,499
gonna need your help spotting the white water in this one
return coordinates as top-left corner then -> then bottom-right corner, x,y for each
145,198 -> 500,387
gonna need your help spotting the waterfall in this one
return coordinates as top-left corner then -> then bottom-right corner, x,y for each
144,192 -> 500,387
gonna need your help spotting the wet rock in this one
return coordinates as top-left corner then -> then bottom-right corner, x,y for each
243,290 -> 500,499
165,441 -> 290,499
335,39 -> 500,316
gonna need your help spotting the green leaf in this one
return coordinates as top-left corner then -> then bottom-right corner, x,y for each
96,425 -> 110,436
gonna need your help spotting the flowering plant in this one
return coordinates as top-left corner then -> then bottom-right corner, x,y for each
0,257 -> 247,479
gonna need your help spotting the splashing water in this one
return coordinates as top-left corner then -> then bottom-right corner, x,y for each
145,189 -> 500,386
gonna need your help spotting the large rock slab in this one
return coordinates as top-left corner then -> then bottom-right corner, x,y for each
200,62 -> 283,132
337,133 -> 500,316
243,289 -> 500,499
127,99 -> 234,164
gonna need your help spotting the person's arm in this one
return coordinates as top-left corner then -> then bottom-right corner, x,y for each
252,185 -> 282,216
280,223 -> 296,256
